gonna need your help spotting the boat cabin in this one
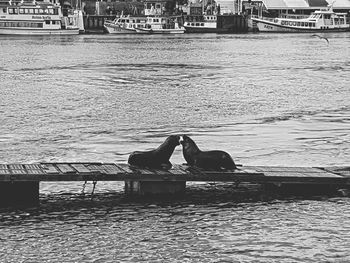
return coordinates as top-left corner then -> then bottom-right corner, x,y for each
145,16 -> 178,29
0,2 -> 63,30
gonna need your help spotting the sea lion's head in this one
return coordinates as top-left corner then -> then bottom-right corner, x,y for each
166,135 -> 181,147
180,135 -> 198,150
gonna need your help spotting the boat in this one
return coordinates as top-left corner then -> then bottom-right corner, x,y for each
251,7 -> 350,33
135,16 -> 185,34
183,14 -> 217,33
0,0 -> 84,35
104,15 -> 147,34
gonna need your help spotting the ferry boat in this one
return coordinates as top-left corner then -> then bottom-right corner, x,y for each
104,15 -> 147,34
184,15 -> 217,33
135,16 -> 185,34
0,0 -> 84,35
251,8 -> 350,33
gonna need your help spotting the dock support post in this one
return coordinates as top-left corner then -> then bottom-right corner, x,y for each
0,182 -> 39,207
125,181 -> 186,196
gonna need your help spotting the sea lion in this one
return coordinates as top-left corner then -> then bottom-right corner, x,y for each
128,135 -> 180,169
180,135 -> 237,171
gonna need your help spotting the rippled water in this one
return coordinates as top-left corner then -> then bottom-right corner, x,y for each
1,33 -> 350,262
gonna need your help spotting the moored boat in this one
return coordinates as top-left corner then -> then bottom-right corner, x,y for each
251,7 -> 350,33
184,14 -> 217,33
135,16 -> 185,34
0,0 -> 84,35
103,15 -> 147,34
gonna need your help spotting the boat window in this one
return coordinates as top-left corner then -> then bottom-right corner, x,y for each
19,8 -> 25,14
297,22 -> 300,26
48,9 -> 54,15
301,22 -> 304,26
0,21 -> 44,28
201,23 -> 204,26
45,20 -> 50,25
39,9 -> 44,14
8,8 -> 13,14
196,23 -> 199,26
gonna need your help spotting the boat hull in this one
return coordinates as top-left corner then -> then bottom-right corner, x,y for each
104,24 -> 137,34
184,26 -> 217,33
253,19 -> 350,33
0,28 -> 80,35
135,28 -> 185,34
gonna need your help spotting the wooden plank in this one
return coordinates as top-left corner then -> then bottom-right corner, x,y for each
0,169 -> 10,174
86,164 -> 107,174
9,164 -> 24,170
100,164 -> 127,174
0,164 -> 8,169
236,168 -> 263,175
70,164 -> 92,174
41,164 -> 60,174
253,166 -> 323,173
117,164 -> 138,174
322,167 -> 350,178
169,164 -> 189,175
56,164 -> 77,174
11,169 -> 27,174
152,169 -> 172,176
24,164 -> 42,170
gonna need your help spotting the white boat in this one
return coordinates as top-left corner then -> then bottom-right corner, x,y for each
135,16 -> 185,34
104,15 -> 147,34
251,7 -> 350,33
0,0 -> 84,35
184,15 -> 217,33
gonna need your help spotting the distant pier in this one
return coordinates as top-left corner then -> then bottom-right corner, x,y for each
0,163 -> 349,206
83,15 -> 248,34
83,15 -> 115,34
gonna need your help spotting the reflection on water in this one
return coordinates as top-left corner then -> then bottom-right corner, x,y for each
1,191 -> 350,263
0,33 -> 350,262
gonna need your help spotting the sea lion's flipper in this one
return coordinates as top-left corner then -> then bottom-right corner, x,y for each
160,161 -> 172,170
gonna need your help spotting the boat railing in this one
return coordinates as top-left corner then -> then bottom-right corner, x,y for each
251,15 -> 275,22
251,14 -> 310,21
279,14 -> 309,19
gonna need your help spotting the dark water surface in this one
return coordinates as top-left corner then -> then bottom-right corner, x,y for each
1,33 -> 350,262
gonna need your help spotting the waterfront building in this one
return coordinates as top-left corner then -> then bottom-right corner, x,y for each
244,0 -> 350,18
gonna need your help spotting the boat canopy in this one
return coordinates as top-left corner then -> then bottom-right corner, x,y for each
308,0 -> 328,7
327,0 -> 350,9
260,0 -> 348,9
283,0 -> 309,8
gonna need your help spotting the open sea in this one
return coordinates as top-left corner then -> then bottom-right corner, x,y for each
0,32 -> 350,262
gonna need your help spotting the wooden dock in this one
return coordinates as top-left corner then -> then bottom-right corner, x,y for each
0,163 -> 349,206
